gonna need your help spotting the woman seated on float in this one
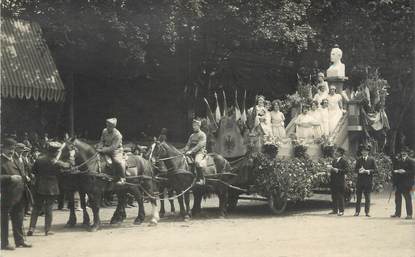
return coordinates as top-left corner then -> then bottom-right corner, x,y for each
295,105 -> 321,142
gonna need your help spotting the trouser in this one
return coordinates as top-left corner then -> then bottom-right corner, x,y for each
331,187 -> 345,213
355,187 -> 371,214
394,188 -> 413,217
1,198 -> 25,248
111,152 -> 125,179
194,152 -> 206,180
29,194 -> 56,233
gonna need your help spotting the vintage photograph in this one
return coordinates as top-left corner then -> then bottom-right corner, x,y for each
0,1 -> 414,257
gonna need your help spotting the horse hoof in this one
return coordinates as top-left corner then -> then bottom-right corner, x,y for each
89,226 -> 99,232
134,219 -> 143,225
183,215 -> 191,222
111,220 -> 122,226
218,215 -> 226,219
65,223 -> 76,228
82,223 -> 91,228
149,219 -> 158,226
159,212 -> 165,218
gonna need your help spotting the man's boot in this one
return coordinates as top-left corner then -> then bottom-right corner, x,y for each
195,167 -> 205,186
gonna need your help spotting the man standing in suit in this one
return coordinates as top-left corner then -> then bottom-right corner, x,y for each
27,141 -> 71,236
354,145 -> 377,217
391,147 -> 414,219
328,147 -> 349,216
1,138 -> 32,250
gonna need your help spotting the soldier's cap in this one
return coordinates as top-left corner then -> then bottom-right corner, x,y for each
329,85 -> 336,90
48,141 -> 62,152
15,143 -> 30,152
106,118 -> 117,126
192,119 -> 202,126
2,138 -> 17,149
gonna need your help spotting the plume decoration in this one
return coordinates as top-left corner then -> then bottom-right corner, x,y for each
241,90 -> 247,124
214,92 -> 221,123
234,90 -> 241,121
203,97 -> 218,130
222,90 -> 228,117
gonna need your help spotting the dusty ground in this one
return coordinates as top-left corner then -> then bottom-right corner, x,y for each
2,191 -> 414,257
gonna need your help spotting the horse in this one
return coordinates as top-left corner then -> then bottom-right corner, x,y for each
59,138 -> 159,231
151,141 -> 233,219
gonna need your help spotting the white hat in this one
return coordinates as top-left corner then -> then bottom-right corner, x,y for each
329,85 -> 336,90
106,118 -> 117,126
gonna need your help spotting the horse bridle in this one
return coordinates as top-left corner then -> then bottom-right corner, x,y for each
64,140 -> 101,172
151,142 -> 190,174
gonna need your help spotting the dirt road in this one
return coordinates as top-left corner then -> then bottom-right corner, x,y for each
2,192 -> 414,257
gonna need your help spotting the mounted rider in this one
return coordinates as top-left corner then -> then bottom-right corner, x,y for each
97,118 -> 126,185
184,119 -> 207,185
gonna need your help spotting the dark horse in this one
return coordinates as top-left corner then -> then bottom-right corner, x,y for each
59,139 -> 159,231
151,141 -> 232,219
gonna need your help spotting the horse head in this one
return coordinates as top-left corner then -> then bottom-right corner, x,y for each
62,138 -> 100,173
151,141 -> 187,174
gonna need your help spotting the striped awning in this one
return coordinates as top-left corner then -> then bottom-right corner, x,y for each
1,18 -> 65,102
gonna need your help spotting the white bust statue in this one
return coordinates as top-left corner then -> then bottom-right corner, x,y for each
326,47 -> 345,77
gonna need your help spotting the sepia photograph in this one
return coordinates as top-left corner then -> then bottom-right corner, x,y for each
0,1 -> 414,257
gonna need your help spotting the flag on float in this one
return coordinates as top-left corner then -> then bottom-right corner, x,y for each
241,90 -> 247,124
234,90 -> 241,121
222,90 -> 228,117
204,97 -> 218,131
214,92 -> 221,123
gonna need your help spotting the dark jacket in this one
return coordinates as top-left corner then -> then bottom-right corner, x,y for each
1,154 -> 25,207
355,156 -> 377,190
392,157 -> 415,191
33,156 -> 70,196
330,157 -> 349,189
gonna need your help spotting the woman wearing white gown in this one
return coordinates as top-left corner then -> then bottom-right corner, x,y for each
327,86 -> 343,134
309,101 -> 322,138
296,105 -> 320,141
270,100 -> 286,140
319,99 -> 330,137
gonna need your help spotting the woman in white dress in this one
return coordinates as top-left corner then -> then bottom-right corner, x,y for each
319,99 -> 330,137
309,101 -> 322,138
296,105 -> 319,141
327,86 -> 343,134
313,73 -> 329,104
270,100 -> 286,140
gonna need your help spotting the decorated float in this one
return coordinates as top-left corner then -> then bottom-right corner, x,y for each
200,46 -> 392,214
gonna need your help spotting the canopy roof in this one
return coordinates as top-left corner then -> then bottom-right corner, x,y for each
1,18 -> 65,102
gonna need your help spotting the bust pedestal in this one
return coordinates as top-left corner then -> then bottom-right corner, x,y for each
325,76 -> 348,92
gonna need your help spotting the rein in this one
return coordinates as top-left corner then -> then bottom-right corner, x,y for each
71,152 -> 100,170
157,154 -> 185,161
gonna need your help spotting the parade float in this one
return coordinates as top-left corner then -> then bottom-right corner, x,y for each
200,46 -> 392,214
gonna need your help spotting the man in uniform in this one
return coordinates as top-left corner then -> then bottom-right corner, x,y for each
97,118 -> 126,184
391,147 -> 414,219
14,143 -> 34,215
327,147 -> 349,216
27,142 -> 71,236
354,145 -> 377,217
1,138 -> 32,250
184,119 -> 207,185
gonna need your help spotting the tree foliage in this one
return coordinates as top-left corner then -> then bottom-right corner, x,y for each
1,0 -> 414,148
